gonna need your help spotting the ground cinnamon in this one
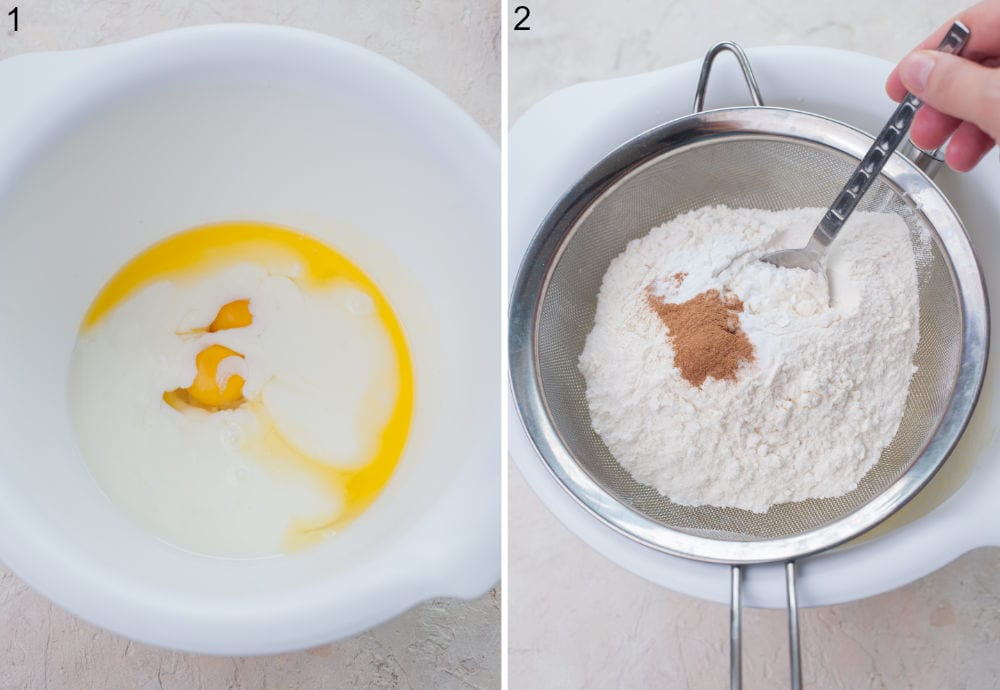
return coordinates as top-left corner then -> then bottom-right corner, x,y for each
647,288 -> 754,387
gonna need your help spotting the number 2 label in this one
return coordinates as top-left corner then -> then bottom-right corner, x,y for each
514,5 -> 530,31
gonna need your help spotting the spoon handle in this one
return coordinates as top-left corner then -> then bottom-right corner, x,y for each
812,21 -> 970,247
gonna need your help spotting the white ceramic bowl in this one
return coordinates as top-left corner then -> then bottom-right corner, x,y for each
510,46 -> 1000,609
0,25 -> 499,653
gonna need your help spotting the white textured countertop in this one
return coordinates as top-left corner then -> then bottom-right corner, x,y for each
510,1 -> 1000,688
0,2 -> 499,689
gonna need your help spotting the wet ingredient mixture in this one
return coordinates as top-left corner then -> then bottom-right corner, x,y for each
579,205 -> 920,512
69,222 -> 413,557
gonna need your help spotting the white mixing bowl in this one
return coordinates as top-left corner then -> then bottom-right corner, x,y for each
0,25 -> 499,653
511,46 -> 1000,609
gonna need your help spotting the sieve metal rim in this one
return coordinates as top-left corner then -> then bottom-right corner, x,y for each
509,105 -> 990,565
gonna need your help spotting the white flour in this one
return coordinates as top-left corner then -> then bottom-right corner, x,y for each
579,205 -> 921,512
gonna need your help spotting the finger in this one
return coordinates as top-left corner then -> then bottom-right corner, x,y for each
898,51 -> 1000,141
886,0 -> 1000,100
944,120 -> 995,172
909,106 -> 962,150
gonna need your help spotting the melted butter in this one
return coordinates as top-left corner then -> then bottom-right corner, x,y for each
247,402 -> 411,551
80,221 -> 414,551
82,221 -> 395,328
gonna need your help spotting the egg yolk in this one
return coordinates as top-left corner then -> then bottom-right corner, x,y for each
209,299 -> 252,332
185,344 -> 246,408
163,301 -> 253,411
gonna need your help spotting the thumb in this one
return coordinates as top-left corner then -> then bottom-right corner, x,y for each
899,50 -> 1000,140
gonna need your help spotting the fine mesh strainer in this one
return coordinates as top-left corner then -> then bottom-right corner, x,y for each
509,42 -> 988,689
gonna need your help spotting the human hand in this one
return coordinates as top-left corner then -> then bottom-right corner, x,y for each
887,1 -> 1000,171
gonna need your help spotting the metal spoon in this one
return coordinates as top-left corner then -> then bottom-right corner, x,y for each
761,21 -> 970,272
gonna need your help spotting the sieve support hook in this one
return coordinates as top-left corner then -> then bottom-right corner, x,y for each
693,41 -> 765,114
730,561 -> 803,690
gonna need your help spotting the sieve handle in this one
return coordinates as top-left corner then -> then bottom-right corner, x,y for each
812,21 -> 970,247
730,566 -> 742,690
731,562 -> 802,690
693,42 -> 764,113
787,561 -> 803,690
899,139 -> 946,179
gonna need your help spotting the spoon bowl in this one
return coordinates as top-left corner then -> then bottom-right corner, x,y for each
760,241 -> 824,272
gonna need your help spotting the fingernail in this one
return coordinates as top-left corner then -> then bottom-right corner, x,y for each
900,52 -> 936,93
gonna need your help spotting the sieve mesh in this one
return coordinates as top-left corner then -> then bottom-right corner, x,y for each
535,136 -> 962,542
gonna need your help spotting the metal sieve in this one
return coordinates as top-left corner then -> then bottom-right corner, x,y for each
509,42 -> 989,689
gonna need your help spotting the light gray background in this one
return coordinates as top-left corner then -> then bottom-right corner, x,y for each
0,2 -> 500,689
510,1 -> 1000,688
